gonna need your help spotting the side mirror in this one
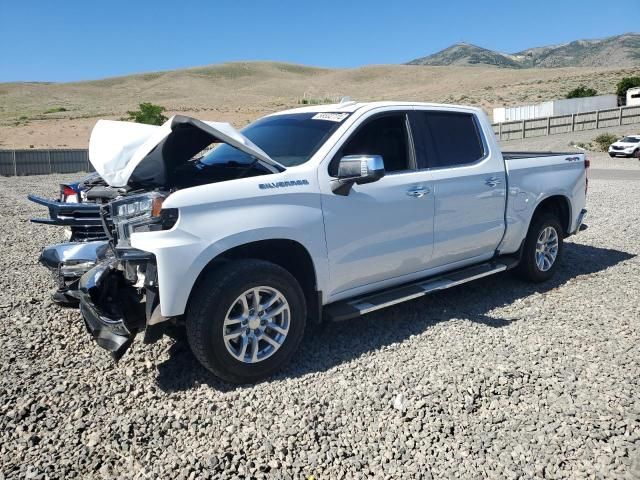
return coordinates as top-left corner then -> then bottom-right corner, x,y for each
331,155 -> 385,195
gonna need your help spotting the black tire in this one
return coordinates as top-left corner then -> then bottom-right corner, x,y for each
609,153 -> 615,158
514,212 -> 564,283
633,149 -> 640,159
186,259 -> 306,383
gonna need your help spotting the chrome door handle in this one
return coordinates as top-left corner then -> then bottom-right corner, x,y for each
406,187 -> 430,198
485,176 -> 502,187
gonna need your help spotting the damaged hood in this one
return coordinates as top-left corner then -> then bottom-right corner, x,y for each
89,115 -> 284,187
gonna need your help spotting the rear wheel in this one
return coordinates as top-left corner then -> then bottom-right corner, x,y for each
515,212 -> 563,282
186,259 -> 306,383
633,149 -> 640,159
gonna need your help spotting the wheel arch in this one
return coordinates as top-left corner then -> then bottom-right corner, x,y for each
187,239 -> 322,324
530,194 -> 572,235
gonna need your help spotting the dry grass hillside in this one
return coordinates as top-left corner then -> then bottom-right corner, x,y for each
1,62 -> 638,148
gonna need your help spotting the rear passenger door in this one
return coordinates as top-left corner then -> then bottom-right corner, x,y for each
411,108 -> 506,267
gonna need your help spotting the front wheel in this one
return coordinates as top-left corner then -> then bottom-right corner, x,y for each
514,212 -> 564,282
186,259 -> 306,383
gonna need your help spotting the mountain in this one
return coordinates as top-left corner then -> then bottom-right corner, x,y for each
407,33 -> 640,68
407,43 -> 522,68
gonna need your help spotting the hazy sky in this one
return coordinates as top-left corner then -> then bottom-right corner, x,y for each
0,0 -> 637,82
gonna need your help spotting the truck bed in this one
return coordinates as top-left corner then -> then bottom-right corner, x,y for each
502,151 -> 581,160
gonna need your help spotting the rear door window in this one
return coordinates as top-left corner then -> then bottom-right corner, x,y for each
413,111 -> 485,168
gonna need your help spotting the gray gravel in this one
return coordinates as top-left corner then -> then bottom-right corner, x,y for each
1,169 -> 639,479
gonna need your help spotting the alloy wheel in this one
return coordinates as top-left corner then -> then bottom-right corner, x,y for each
222,286 -> 290,363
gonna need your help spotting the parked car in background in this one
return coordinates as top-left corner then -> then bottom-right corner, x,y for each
30,101 -> 589,383
608,135 -> 640,158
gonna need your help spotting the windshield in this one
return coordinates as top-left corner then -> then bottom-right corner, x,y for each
621,136 -> 640,143
200,112 -> 349,168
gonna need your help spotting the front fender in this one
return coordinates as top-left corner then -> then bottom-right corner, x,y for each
130,199 -> 327,317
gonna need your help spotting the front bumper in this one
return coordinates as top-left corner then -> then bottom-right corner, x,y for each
608,148 -> 635,156
39,241 -> 110,304
77,259 -> 146,360
79,292 -> 133,357
75,247 -> 172,360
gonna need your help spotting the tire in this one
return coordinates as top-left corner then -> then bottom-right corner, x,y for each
634,149 -> 640,159
514,212 -> 564,283
609,153 -> 615,158
186,259 -> 306,383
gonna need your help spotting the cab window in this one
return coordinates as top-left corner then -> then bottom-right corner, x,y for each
330,113 -> 412,176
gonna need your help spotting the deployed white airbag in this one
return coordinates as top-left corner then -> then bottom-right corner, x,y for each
89,115 -> 281,187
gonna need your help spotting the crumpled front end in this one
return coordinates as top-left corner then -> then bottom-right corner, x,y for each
77,251 -> 161,360
75,190 -> 180,359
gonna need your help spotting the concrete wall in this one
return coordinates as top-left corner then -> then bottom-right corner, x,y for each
493,95 -> 618,122
493,102 -> 553,123
492,104 -> 640,141
552,95 -> 617,116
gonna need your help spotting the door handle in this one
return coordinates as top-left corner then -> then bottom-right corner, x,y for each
406,187 -> 430,198
485,176 -> 502,187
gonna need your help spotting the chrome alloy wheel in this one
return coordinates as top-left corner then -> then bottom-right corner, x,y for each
222,287 -> 290,363
535,226 -> 559,272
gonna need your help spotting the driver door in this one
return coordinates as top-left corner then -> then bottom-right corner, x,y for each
319,111 -> 435,300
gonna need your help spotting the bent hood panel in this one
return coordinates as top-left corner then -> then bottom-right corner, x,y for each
89,115 -> 283,187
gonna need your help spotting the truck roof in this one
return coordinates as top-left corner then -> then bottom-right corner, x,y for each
272,101 -> 484,116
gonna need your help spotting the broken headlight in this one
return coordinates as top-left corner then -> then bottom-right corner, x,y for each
110,193 -> 178,246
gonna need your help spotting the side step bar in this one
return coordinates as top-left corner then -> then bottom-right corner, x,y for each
324,258 -> 518,322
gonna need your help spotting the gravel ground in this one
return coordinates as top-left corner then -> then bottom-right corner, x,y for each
1,169 -> 639,479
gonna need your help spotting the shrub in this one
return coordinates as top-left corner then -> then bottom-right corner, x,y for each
566,86 -> 597,99
593,133 -> 618,151
44,107 -> 67,114
615,76 -> 640,98
125,102 -> 167,125
298,97 -> 336,105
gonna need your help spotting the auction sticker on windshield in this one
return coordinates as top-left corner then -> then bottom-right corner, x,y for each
312,113 -> 349,122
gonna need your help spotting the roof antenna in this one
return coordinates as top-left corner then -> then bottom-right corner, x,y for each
340,96 -> 353,103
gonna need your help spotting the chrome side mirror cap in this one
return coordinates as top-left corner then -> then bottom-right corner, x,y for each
332,155 -> 385,195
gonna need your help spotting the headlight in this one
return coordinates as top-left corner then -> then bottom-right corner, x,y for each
110,193 -> 178,246
112,193 -> 164,221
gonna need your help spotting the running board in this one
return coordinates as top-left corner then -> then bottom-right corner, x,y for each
324,259 -> 517,322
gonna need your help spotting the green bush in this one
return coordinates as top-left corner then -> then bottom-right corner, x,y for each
593,133 -> 618,151
298,97 -> 336,105
566,86 -> 597,99
43,107 -> 67,114
615,76 -> 640,98
125,102 -> 167,125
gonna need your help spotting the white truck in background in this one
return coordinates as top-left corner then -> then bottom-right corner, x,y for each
31,101 -> 589,383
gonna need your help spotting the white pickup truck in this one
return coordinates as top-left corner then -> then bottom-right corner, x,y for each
34,101 -> 589,383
